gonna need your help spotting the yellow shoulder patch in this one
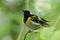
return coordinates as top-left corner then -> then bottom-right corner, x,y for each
25,17 -> 32,25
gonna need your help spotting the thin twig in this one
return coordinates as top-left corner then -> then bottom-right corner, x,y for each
25,0 -> 29,10
17,24 -> 25,40
24,30 -> 31,40
54,14 -> 60,27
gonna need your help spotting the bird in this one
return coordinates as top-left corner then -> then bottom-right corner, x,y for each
23,10 -> 49,40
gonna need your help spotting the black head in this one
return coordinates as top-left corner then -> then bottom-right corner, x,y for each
23,10 -> 31,23
23,10 -> 31,16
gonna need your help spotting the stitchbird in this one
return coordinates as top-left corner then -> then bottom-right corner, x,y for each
23,10 -> 49,40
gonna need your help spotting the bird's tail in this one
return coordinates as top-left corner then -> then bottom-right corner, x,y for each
39,18 -> 49,26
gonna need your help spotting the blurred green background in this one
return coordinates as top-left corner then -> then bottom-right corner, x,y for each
0,0 -> 60,40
